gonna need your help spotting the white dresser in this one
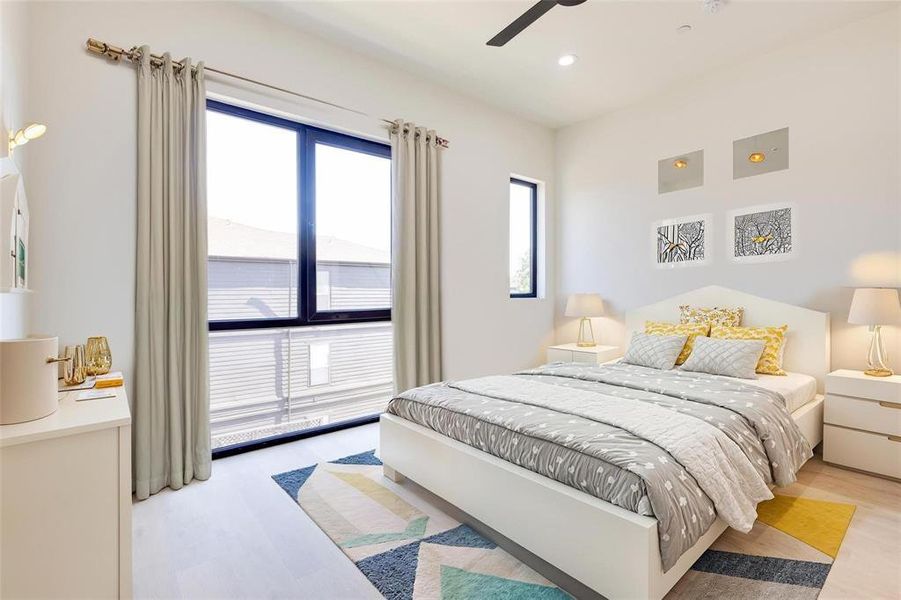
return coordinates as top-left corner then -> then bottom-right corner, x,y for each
823,369 -> 901,480
546,343 -> 621,364
0,386 -> 132,598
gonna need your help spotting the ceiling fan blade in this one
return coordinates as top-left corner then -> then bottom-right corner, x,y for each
486,0 -> 557,47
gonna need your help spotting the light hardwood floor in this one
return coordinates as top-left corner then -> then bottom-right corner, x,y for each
133,423 -> 901,599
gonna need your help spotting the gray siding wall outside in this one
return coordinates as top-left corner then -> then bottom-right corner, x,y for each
208,257 -> 389,320
207,257 -> 392,447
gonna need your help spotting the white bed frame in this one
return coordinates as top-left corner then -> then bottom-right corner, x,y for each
381,286 -> 829,599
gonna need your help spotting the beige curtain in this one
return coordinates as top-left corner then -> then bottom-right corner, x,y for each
390,121 -> 442,393
134,48 -> 210,500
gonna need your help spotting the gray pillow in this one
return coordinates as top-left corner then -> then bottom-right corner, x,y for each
622,332 -> 688,370
680,336 -> 766,379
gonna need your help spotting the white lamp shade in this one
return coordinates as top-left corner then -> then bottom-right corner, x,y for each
848,288 -> 901,325
565,293 -> 605,318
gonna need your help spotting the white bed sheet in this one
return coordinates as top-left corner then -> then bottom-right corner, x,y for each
746,372 -> 818,412
603,358 -> 818,413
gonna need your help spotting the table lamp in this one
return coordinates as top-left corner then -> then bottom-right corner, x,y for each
565,293 -> 605,347
848,287 -> 901,377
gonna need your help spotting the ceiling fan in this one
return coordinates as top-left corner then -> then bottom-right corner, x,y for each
486,0 -> 588,47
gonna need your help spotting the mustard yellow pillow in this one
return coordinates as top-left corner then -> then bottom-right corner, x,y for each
679,305 -> 744,328
645,321 -> 709,365
710,325 -> 788,375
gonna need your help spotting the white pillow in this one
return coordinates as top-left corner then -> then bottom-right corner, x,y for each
621,332 -> 688,371
680,336 -> 766,379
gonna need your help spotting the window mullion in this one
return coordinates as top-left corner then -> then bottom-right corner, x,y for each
297,125 -> 308,325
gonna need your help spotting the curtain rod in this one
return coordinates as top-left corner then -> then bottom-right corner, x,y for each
84,37 -> 449,148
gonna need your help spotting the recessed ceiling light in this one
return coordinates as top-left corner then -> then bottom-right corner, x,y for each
673,159 -> 688,169
677,24 -> 692,34
558,54 -> 578,67
748,152 -> 766,163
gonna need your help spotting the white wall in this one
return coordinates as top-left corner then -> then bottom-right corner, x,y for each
23,1 -> 556,388
0,1 -> 31,338
555,9 -> 900,371
1,1 -> 27,166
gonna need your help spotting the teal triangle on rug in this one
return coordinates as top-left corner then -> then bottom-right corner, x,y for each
440,565 -> 570,600
342,515 -> 430,549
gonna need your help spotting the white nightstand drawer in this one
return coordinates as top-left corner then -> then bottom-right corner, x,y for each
572,352 -> 597,364
547,349 -> 573,363
826,370 -> 901,403
824,393 -> 901,437
545,344 -> 620,365
823,424 -> 901,480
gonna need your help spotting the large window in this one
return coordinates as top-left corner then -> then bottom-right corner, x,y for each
206,101 -> 392,451
509,178 -> 538,298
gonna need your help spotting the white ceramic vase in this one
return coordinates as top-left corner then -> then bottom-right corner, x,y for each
0,336 -> 60,424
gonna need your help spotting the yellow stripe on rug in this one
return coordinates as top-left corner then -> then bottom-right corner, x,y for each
755,495 -> 855,559
329,469 -> 421,521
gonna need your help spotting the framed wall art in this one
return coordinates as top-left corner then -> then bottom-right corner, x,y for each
652,213 -> 711,269
658,149 -> 704,194
728,203 -> 796,263
733,128 -> 789,180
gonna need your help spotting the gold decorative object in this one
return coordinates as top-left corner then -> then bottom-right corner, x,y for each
62,345 -> 87,385
85,336 -> 112,376
748,151 -> 766,163
673,159 -> 688,169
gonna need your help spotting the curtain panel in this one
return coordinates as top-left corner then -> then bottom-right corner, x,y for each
134,47 -> 211,500
390,121 -> 442,393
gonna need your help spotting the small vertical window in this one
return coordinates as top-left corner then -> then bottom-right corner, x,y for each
509,178 -> 537,298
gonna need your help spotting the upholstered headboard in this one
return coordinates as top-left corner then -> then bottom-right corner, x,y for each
624,285 -> 831,391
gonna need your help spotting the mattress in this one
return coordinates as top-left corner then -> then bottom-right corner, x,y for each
749,371 -> 818,412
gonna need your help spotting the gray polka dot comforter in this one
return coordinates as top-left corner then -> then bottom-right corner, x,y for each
386,362 -> 813,571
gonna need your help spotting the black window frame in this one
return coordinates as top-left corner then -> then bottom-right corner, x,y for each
509,177 -> 538,299
206,99 -> 392,332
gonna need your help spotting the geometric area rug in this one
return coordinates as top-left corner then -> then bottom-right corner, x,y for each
666,494 -> 855,599
273,450 -> 571,599
273,450 -> 855,600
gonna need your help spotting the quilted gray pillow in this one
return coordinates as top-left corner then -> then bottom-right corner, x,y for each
680,336 -> 766,379
621,332 -> 688,370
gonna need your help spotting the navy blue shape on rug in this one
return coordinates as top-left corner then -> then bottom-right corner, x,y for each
330,449 -> 383,466
272,464 -> 317,500
692,549 -> 831,588
356,524 -> 497,600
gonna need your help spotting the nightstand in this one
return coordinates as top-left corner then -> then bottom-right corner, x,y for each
823,369 -> 901,480
546,343 -> 621,365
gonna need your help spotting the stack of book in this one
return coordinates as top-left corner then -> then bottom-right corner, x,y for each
94,371 -> 124,389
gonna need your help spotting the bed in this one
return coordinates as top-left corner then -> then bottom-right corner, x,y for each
380,286 -> 828,599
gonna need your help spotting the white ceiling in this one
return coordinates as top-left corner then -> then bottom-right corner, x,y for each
250,1 -> 894,128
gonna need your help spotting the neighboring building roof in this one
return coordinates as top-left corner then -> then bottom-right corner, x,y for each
208,216 -> 389,264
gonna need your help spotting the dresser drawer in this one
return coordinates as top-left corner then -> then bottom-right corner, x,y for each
823,424 -> 901,480
547,348 -> 573,363
825,393 -> 901,437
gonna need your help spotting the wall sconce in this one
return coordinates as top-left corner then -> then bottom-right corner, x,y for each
8,123 -> 47,154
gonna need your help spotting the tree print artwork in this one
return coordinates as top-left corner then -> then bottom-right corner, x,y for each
733,207 -> 793,259
657,219 -> 706,264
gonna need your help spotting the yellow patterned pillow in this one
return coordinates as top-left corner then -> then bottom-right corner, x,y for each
710,325 -> 788,375
645,321 -> 710,365
679,305 -> 744,328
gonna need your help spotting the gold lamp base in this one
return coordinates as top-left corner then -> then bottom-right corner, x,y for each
864,368 -> 893,377
863,326 -> 893,378
576,317 -> 596,347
